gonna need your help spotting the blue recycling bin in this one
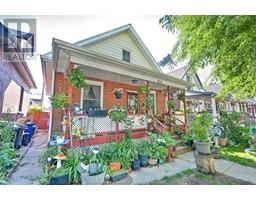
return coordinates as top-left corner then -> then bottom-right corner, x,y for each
22,122 -> 35,146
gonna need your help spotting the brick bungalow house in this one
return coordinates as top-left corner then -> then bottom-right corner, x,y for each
0,22 -> 36,115
41,24 -> 190,146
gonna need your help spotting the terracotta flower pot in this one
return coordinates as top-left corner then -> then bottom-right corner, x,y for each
219,138 -> 228,147
109,162 -> 121,172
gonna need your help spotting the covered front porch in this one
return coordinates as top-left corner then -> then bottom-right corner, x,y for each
44,38 -> 190,147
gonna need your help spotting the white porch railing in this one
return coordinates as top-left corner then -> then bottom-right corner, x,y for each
71,114 -> 147,138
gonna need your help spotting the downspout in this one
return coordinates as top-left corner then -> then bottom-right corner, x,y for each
48,70 -> 56,142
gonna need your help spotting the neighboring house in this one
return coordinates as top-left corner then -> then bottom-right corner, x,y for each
0,23 -> 36,115
168,65 -> 215,114
168,65 -> 256,125
29,94 -> 42,106
41,24 -> 190,146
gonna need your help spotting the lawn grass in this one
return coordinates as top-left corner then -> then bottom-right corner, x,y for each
150,169 -> 249,185
220,146 -> 256,168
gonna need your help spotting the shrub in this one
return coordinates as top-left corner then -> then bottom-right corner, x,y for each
29,105 -> 42,114
219,111 -> 250,148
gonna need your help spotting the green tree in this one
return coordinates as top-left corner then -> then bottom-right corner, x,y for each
160,15 -> 256,99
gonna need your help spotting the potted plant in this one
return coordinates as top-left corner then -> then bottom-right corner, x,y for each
148,144 -> 158,166
136,140 -> 150,167
177,93 -> 185,101
77,162 -> 106,185
49,167 -> 69,185
108,106 -> 127,123
175,127 -> 182,137
131,151 -> 140,170
167,99 -> 175,110
219,136 -> 228,147
67,68 -> 87,88
157,145 -> 168,164
160,132 -> 176,161
49,93 -> 68,109
109,169 -> 128,182
138,84 -> 150,94
143,96 -> 154,114
182,133 -> 194,147
113,88 -> 124,99
190,112 -> 212,154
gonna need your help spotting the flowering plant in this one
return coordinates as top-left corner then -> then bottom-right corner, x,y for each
113,88 -> 124,99
108,106 -> 127,122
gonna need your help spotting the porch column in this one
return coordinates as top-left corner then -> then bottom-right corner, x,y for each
183,89 -> 188,133
252,104 -> 255,117
167,86 -> 170,114
167,86 -> 171,130
239,102 -> 242,112
211,96 -> 218,123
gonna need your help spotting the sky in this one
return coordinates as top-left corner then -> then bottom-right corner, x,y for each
24,15 -> 211,95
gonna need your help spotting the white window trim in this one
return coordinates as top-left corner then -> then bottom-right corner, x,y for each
122,48 -> 132,63
80,80 -> 104,109
150,90 -> 157,114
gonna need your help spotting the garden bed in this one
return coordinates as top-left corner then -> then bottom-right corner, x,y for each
220,146 -> 256,168
150,169 -> 251,185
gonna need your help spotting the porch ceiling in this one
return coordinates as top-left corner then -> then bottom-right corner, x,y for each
78,65 -> 167,90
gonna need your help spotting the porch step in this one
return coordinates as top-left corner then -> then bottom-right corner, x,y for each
172,146 -> 192,157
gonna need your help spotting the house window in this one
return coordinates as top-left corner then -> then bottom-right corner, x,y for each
81,80 -> 103,110
186,74 -> 191,82
127,92 -> 138,114
122,49 -> 130,63
18,87 -> 24,112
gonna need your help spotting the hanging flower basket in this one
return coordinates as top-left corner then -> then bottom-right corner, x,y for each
113,88 -> 124,99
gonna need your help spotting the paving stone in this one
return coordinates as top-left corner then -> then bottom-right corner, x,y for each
223,163 -> 256,184
214,159 -> 234,173
176,151 -> 195,163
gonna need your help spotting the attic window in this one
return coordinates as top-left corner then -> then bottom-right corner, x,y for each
122,49 -> 130,63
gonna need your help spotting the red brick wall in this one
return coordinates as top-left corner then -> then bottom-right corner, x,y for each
52,64 -> 167,132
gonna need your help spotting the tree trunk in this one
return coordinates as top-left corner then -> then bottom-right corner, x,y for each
193,151 -> 216,175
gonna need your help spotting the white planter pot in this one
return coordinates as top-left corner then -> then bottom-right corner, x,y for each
81,172 -> 105,185
195,141 -> 211,154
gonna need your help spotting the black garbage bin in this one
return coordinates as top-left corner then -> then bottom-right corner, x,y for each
14,124 -> 25,149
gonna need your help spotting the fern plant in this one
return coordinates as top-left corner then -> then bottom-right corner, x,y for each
68,68 -> 87,88
49,94 -> 68,109
190,112 -> 212,142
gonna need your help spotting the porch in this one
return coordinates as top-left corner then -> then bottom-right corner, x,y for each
43,37 -> 191,147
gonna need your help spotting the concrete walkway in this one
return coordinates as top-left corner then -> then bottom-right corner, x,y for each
9,130 -> 48,185
113,151 -> 256,184
178,151 -> 256,184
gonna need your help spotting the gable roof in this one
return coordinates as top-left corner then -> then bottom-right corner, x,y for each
167,65 -> 204,89
167,65 -> 189,79
42,24 -> 161,72
204,83 -> 221,94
